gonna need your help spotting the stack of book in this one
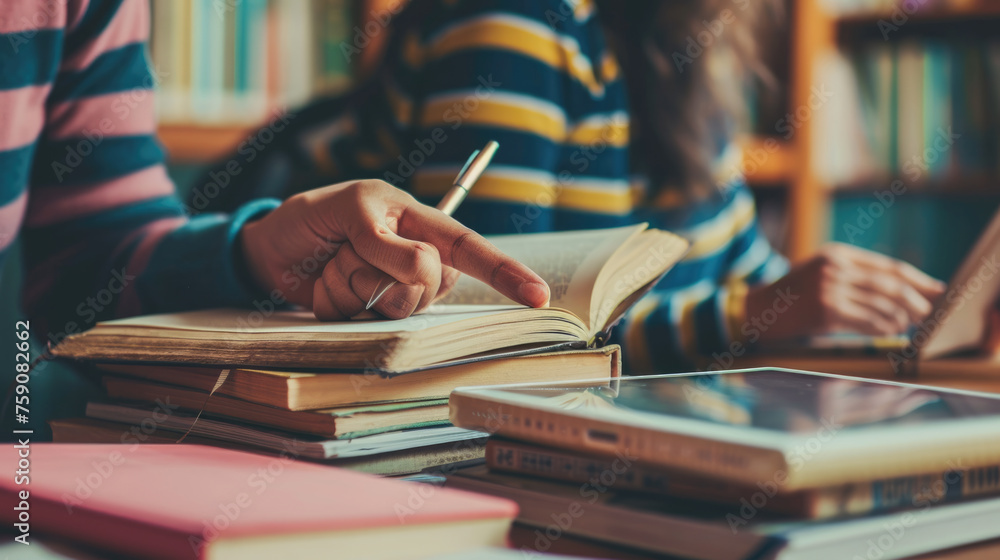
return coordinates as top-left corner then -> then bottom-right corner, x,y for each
50,226 -> 688,477
150,0 -> 353,124
444,369 -> 1000,559
50,346 -> 621,476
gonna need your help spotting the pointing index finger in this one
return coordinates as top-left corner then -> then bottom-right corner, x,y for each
399,203 -> 550,308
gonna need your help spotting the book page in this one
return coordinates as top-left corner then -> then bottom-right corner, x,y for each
100,305 -> 522,334
441,225 -> 646,328
919,206 -> 1000,360
591,230 -> 690,330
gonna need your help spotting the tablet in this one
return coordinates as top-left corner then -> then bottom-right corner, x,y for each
449,368 -> 1000,490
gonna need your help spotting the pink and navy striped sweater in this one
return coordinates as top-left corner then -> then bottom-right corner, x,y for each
1,0 -> 278,342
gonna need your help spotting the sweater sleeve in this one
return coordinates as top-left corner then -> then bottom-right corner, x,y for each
21,0 -> 279,339
611,185 -> 790,373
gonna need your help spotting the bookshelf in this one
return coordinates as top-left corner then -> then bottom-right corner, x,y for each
777,0 -> 1000,260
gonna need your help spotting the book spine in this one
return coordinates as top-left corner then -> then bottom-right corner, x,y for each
247,0 -> 269,119
223,2 -> 237,120
868,465 -> 1000,509
149,0 -> 172,119
487,439 -> 1000,520
486,439 -> 815,517
189,0 -> 205,120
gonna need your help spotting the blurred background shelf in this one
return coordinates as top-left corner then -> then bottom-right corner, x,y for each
157,124 -> 250,163
151,0 -> 1000,269
740,137 -> 795,187
836,1 -> 1000,26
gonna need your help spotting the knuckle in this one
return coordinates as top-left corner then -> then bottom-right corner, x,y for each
811,253 -> 834,273
817,271 -> 838,295
817,246 -> 843,268
353,222 -> 384,248
347,179 -> 376,198
286,191 -> 314,212
449,231 -> 476,262
380,287 -> 421,319
407,242 -> 440,278
816,291 -> 838,319
325,258 -> 344,282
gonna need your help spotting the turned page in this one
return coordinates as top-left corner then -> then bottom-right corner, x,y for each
440,225 -> 647,330
589,230 -> 689,330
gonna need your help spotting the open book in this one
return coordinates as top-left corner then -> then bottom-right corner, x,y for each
53,224 -> 688,372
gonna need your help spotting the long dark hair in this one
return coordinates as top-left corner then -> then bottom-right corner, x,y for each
594,0 -> 779,198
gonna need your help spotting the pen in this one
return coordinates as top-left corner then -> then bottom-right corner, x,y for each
365,140 -> 499,311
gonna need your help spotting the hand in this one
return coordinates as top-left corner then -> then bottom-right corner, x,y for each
239,180 -> 550,320
746,243 -> 945,341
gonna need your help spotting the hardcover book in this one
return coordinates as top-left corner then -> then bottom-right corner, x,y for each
1,444 -> 515,559
51,225 -> 687,372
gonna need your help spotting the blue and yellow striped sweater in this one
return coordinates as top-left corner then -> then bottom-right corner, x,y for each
288,0 -> 790,372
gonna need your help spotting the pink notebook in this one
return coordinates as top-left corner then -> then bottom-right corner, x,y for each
2,444 -> 515,559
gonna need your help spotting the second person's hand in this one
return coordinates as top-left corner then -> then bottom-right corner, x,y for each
747,243 -> 946,341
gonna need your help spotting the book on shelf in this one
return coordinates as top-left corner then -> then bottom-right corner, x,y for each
151,0 -> 352,124
446,464 -> 1000,560
94,345 -> 621,410
0,444 -> 515,559
824,0 -> 997,17
824,36 -> 1000,187
484,438 -> 1000,520
52,224 -> 687,372
49,418 -> 487,477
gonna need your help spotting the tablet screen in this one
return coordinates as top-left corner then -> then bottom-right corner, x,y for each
495,370 -> 1000,434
